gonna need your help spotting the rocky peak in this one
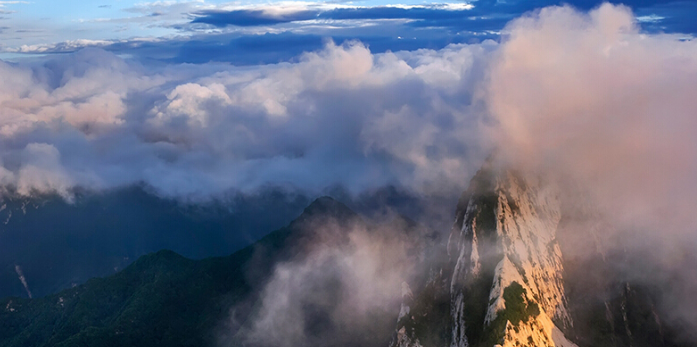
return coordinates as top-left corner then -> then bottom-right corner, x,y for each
392,164 -> 578,347
449,166 -> 575,347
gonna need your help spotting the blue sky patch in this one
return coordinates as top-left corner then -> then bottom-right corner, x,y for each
0,0 -> 694,63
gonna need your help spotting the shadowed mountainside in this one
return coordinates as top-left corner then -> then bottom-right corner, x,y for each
0,197 -> 424,347
0,186 -> 310,299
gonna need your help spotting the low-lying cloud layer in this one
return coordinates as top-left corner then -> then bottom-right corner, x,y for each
0,40 -> 493,201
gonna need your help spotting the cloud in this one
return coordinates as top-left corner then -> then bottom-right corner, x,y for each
208,4 -> 697,342
3,2 -> 696,238
228,213 -> 430,347
4,1 -> 694,66
633,0 -> 697,35
0,41 -> 494,201
486,3 -> 697,338
489,3 -> 697,233
7,39 -> 117,53
192,9 -> 318,27
0,1 -> 28,6
190,4 -> 479,28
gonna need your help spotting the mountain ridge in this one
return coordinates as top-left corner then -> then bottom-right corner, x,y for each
0,169 -> 690,347
0,186 -> 311,299
0,196 -> 352,347
389,164 -> 687,347
0,196 -> 431,347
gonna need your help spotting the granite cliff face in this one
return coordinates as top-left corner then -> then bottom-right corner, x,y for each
391,162 -> 682,347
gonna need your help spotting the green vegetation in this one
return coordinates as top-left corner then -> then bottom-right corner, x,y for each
0,245 -> 260,347
461,270 -> 497,346
479,282 -> 540,347
0,187 -> 310,299
500,282 -> 539,326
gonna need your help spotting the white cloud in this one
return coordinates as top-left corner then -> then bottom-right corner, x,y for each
0,40 -> 494,200
16,143 -> 74,200
486,4 -> 697,335
236,218 -> 425,347
488,4 -> 697,233
0,1 -> 29,6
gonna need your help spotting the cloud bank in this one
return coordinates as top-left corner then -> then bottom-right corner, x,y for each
490,3 -> 697,249
487,3 -> 697,339
1,3 -> 696,223
0,41 -> 494,201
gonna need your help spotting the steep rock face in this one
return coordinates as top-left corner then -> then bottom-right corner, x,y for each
392,163 -> 577,347
448,164 -> 576,347
0,187 -> 311,299
390,162 -> 689,347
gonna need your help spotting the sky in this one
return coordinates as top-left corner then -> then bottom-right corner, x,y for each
0,0 -> 694,64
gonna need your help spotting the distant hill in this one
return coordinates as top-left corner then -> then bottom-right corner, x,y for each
0,186 -> 310,299
0,168 -> 692,347
0,197 -> 396,347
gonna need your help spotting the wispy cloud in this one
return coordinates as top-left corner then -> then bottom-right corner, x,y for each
0,1 -> 29,5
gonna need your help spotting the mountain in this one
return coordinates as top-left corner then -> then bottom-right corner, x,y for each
0,186 -> 310,299
0,197 -> 431,347
389,162 -> 688,347
0,165 -> 690,347
0,184 -> 441,301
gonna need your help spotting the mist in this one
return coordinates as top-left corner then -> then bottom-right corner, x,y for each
487,3 -> 697,341
214,202 -> 436,347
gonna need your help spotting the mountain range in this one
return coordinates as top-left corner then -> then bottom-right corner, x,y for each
0,164 -> 691,347
0,186 -> 312,299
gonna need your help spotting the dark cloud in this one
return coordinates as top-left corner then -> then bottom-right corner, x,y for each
189,0 -> 697,35
192,9 -> 318,27
190,6 -> 498,30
